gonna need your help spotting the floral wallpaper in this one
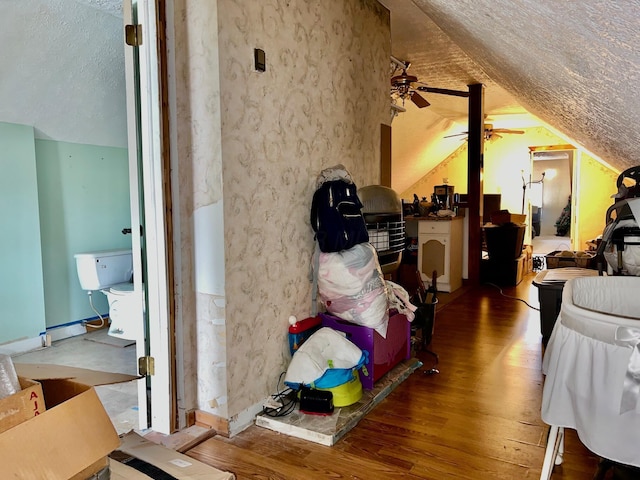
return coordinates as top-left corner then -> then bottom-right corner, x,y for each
172,0 -> 390,431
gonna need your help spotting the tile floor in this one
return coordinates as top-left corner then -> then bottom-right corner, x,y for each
11,328 -> 140,436
531,234 -> 572,255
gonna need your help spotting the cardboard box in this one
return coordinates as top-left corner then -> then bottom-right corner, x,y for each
490,210 -> 527,225
0,364 -> 139,479
514,254 -> 526,285
0,376 -> 45,434
110,431 -> 235,480
480,254 -> 526,286
545,250 -> 596,269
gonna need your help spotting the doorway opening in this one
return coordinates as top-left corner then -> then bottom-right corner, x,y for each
5,0 -> 174,435
529,148 -> 574,256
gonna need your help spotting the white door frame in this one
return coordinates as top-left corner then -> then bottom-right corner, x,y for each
123,0 -> 173,435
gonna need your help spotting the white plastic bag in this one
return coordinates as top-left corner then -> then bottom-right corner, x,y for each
284,327 -> 363,387
316,243 -> 389,336
0,354 -> 20,400
386,280 -> 417,321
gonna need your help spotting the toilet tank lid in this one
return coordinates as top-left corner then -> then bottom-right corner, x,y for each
74,249 -> 132,259
110,282 -> 136,293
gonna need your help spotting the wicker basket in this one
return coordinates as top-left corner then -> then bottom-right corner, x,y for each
545,250 -> 596,269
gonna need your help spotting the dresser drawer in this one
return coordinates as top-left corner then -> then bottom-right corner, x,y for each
418,220 -> 451,234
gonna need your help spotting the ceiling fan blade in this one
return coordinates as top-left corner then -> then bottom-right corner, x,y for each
410,91 -> 430,108
444,132 -> 468,138
491,129 -> 525,134
417,85 -> 469,98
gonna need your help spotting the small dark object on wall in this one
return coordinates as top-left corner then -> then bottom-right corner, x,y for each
254,48 -> 265,72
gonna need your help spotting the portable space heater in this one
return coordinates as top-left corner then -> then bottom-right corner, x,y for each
358,185 -> 439,374
357,185 -> 405,276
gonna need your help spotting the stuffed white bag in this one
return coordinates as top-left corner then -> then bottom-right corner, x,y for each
316,243 -> 389,337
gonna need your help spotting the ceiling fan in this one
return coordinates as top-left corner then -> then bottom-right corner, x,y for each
390,57 -> 430,108
390,56 -> 471,118
445,123 -> 526,141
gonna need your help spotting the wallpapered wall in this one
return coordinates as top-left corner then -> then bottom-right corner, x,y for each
171,0 -> 390,428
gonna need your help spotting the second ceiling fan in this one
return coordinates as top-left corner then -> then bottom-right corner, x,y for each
445,123 -> 525,140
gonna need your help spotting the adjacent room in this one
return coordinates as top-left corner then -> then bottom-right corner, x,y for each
1,1 -> 639,479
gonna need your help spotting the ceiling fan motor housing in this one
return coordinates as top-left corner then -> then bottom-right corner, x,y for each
391,69 -> 429,107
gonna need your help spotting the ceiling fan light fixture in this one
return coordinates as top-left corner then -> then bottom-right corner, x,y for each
390,102 -> 406,122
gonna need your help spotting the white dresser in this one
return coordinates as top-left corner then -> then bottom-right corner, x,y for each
417,218 -> 464,293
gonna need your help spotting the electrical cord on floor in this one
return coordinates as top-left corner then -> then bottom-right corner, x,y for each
85,291 -> 106,328
485,282 -> 540,311
262,371 -> 297,417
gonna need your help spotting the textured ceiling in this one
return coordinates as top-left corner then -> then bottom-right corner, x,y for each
381,0 -> 524,119
2,0 -> 638,178
0,0 -> 126,147
380,0 -> 640,190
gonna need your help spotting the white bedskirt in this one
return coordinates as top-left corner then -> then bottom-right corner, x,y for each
541,276 -> 640,467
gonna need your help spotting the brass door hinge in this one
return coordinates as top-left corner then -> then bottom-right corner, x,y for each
125,24 -> 142,46
138,356 -> 155,376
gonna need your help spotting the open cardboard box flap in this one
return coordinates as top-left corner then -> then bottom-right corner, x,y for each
0,377 -> 121,479
0,364 -> 139,479
15,363 -> 140,386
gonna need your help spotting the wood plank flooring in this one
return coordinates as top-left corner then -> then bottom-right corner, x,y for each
185,273 -> 601,479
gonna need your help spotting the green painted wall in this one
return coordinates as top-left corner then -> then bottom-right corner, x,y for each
0,122 -> 46,343
0,122 -> 131,345
35,139 -> 131,329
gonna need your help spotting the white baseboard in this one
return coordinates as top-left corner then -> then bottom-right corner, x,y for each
0,323 -> 88,356
228,399 -> 268,437
47,323 -> 87,343
0,336 -> 46,356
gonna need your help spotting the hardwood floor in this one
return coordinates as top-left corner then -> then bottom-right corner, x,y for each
185,273 -> 601,479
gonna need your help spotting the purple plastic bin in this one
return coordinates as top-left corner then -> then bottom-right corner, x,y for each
319,311 -> 411,390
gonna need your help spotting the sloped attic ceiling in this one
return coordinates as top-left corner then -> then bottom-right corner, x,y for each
1,0 -> 638,182
380,0 -> 639,191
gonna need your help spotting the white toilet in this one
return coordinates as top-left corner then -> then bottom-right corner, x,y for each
74,249 -> 144,342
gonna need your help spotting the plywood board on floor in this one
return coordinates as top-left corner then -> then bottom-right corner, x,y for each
255,358 -> 422,446
143,425 -> 217,453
